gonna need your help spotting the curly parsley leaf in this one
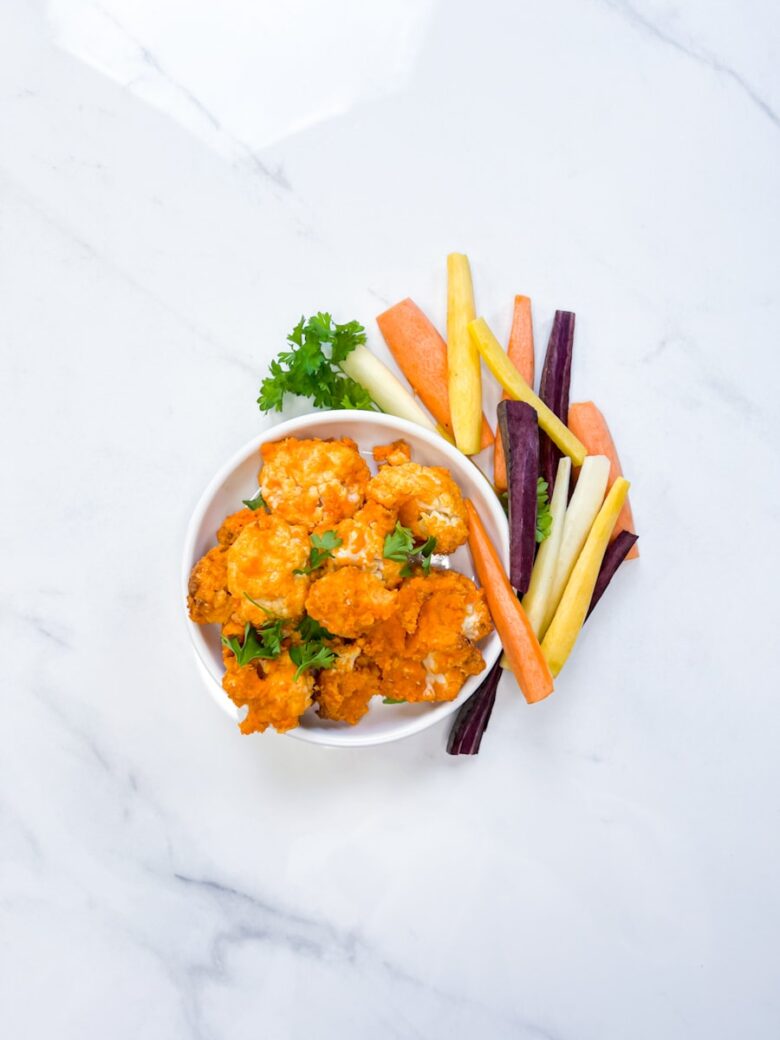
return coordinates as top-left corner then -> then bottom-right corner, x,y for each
384,523 -> 437,576
383,522 -> 416,563
536,478 -> 553,544
418,536 -> 437,575
297,615 -> 335,642
382,697 -> 406,704
498,481 -> 552,543
258,313 -> 377,414
221,620 -> 284,666
294,530 -> 343,575
242,490 -> 268,511
289,640 -> 336,680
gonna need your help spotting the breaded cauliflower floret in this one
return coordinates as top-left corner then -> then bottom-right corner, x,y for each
222,651 -> 313,734
378,644 -> 485,703
360,570 -> 491,704
365,462 -> 467,554
373,440 -> 412,467
305,567 -> 397,638
188,546 -> 231,624
398,571 -> 492,655
217,507 -> 259,547
316,642 -> 379,725
325,501 -> 397,580
260,437 -> 370,530
227,514 -> 310,624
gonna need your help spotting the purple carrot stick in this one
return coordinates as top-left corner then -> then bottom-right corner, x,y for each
538,310 -> 575,495
586,531 -> 639,620
497,399 -> 538,595
447,659 -> 503,755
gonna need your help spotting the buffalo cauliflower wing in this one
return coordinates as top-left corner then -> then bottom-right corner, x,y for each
226,514 -> 310,624
365,461 -> 468,554
316,642 -> 379,724
259,436 -> 370,530
222,650 -> 314,734
216,507 -> 259,547
361,570 -> 491,703
188,546 -> 232,624
305,567 -> 397,638
398,571 -> 492,654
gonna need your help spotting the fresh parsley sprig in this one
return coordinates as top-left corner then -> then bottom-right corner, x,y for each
297,615 -> 335,641
498,479 -> 553,544
258,313 -> 377,413
294,530 -> 342,575
383,522 -> 437,577
242,490 -> 268,511
536,478 -> 552,544
290,641 -> 336,680
221,620 -> 284,667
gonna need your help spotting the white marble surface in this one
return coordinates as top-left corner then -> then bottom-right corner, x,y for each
2,1 -> 779,1037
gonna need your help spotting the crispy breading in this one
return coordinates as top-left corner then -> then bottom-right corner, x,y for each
361,570 -> 491,703
216,507 -> 259,547
365,461 -> 468,554
259,436 -> 370,530
398,571 -> 492,654
188,546 -> 232,624
305,567 -> 397,638
222,650 -> 313,734
227,514 -> 310,624
372,440 -> 412,467
316,642 -> 379,724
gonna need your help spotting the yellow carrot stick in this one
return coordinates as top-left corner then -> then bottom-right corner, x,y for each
447,254 -> 482,455
540,477 -> 630,676
468,317 -> 587,466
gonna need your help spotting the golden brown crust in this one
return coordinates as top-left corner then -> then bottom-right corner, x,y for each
187,547 -> 232,624
217,507 -> 259,547
226,513 -> 310,624
305,567 -> 398,639
372,440 -> 412,467
259,437 -> 370,530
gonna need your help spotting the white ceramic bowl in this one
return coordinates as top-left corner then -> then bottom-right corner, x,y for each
182,411 -> 509,747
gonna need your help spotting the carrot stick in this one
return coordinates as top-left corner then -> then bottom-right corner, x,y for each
567,401 -> 638,559
494,296 -> 535,491
376,298 -> 494,449
465,499 -> 554,704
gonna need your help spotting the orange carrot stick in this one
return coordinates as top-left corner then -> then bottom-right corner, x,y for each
494,296 -> 535,490
376,298 -> 494,449
465,499 -> 554,704
567,401 -> 638,558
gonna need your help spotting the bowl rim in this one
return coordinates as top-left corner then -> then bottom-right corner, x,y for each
181,410 -> 509,747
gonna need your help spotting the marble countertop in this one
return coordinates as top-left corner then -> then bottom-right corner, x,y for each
2,2 -> 778,1037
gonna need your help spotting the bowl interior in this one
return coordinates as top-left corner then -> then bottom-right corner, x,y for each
182,411 -> 509,747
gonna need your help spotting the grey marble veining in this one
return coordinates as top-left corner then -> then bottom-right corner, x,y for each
1,1 -> 779,1037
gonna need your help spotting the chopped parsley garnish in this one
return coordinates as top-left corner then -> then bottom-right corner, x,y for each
242,490 -> 268,511
221,620 -> 284,666
418,536 -> 437,575
382,697 -> 406,704
258,313 -> 377,413
297,615 -> 335,642
383,522 -> 437,577
289,640 -> 336,680
536,478 -> 552,544
294,530 -> 343,575
498,479 -> 553,544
